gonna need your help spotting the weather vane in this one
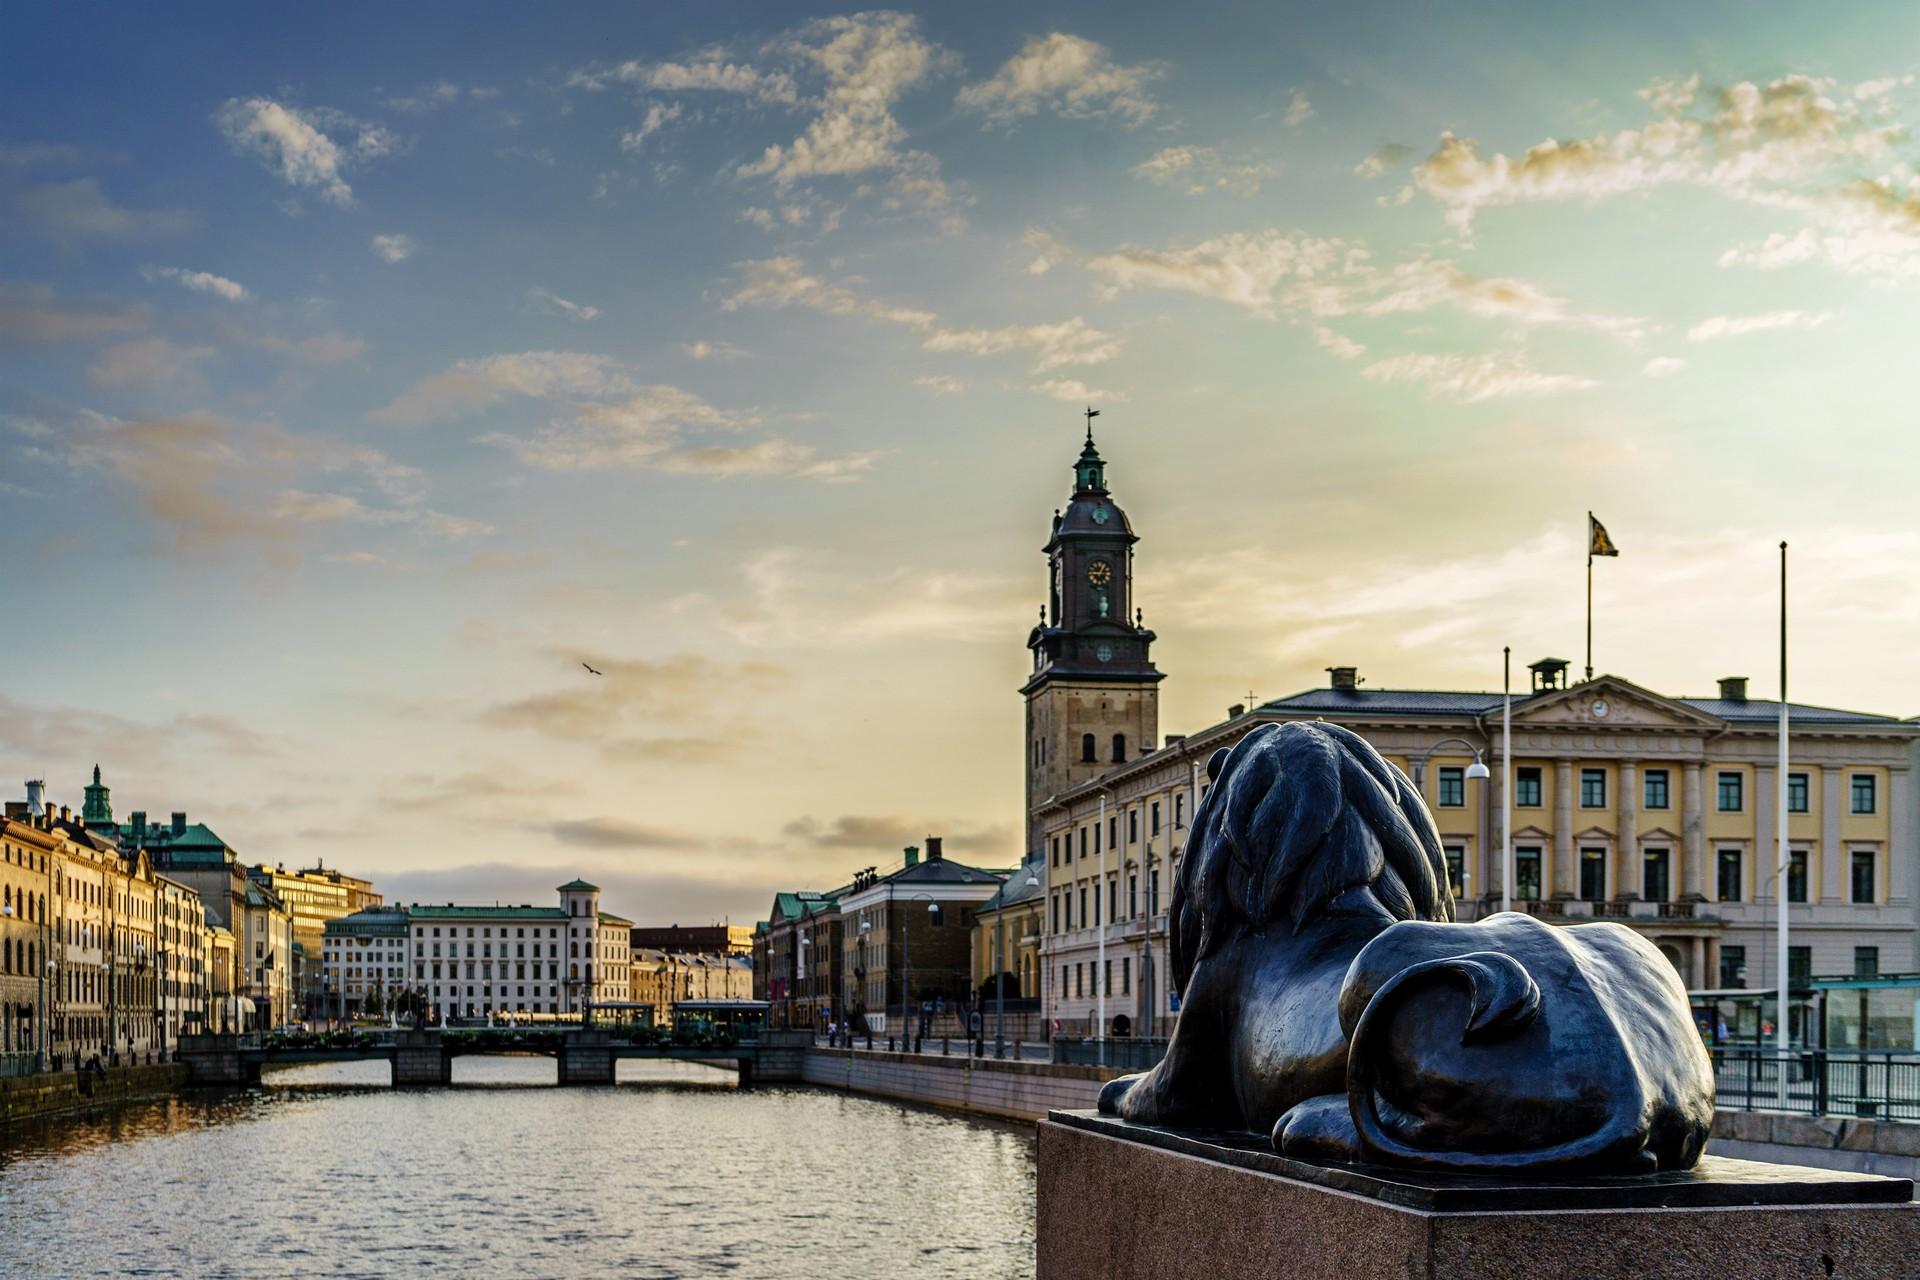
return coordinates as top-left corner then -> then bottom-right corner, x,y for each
1084,405 -> 1099,444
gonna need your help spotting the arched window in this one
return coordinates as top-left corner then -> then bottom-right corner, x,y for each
1112,734 -> 1126,763
1081,733 -> 1096,763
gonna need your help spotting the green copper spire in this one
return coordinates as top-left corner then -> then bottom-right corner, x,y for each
1074,407 -> 1106,493
82,763 -> 113,826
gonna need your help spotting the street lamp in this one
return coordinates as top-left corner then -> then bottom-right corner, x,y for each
1410,737 -> 1492,906
995,859 -> 1041,1060
900,893 -> 940,1053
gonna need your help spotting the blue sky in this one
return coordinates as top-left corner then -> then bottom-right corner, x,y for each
4,3 -> 1918,922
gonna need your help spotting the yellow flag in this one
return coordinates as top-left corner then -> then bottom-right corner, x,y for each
1589,514 -> 1619,558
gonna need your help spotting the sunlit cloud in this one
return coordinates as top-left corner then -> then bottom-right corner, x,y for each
958,32 -> 1160,126
215,97 -> 399,206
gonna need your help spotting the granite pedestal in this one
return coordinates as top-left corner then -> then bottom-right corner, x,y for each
1038,1110 -> 1918,1280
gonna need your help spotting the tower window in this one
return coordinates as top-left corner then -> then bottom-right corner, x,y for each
1081,734 -> 1096,763
1111,734 -> 1126,763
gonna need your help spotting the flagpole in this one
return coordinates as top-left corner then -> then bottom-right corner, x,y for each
1776,541 -> 1790,1082
1502,646 -> 1512,915
1585,512 -> 1594,682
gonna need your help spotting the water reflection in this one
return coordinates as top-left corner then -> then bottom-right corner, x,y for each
0,1059 -> 1037,1279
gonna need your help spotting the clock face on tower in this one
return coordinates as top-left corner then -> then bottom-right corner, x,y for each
1087,560 -> 1113,586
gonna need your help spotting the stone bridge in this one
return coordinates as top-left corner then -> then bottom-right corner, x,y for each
176,1029 -> 811,1087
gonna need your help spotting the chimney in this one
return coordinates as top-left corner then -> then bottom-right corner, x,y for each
1228,703 -> 1245,719
1328,666 -> 1359,692
132,811 -> 147,841
926,835 -> 943,862
171,812 -> 187,835
24,780 -> 44,816
59,805 -> 70,823
1718,676 -> 1748,702
1164,733 -> 1186,747
3,802 -> 23,821
903,844 -> 920,869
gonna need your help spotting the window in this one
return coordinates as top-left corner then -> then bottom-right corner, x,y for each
1108,880 -> 1118,923
1717,849 -> 1743,902
1580,769 -> 1607,808
1051,895 -> 1060,933
1643,769 -> 1670,810
1108,816 -> 1118,850
1081,734 -> 1096,763
1717,771 -> 1743,812
1515,767 -> 1542,808
1128,810 -> 1138,845
1442,845 -> 1465,897
1787,851 -> 1807,904
1787,772 -> 1809,814
1643,849 -> 1670,903
1855,947 -> 1880,980
1122,956 -> 1131,994
1720,945 -> 1746,989
1514,847 -> 1541,901
1149,802 -> 1161,837
1851,850 -> 1876,904
1174,794 -> 1185,827
1112,734 -> 1127,763
1852,774 -> 1877,815
1788,947 -> 1811,988
1579,848 -> 1607,902
1103,959 -> 1112,997
1078,887 -> 1087,927
1437,767 -> 1465,808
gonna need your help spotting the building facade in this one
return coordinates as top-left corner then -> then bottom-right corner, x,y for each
835,839 -> 1007,1034
1022,439 -> 1920,1040
401,880 -> 630,1022
321,906 -> 410,1017
628,924 -> 753,956
250,862 -> 382,1015
971,852 -> 1044,1004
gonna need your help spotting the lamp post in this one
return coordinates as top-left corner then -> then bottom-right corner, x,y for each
1410,738 -> 1492,902
900,893 -> 938,1052
997,860 -> 1041,1060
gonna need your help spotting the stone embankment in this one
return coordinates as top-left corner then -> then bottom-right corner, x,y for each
1710,1109 -> 1920,1179
798,1046 -> 1119,1121
0,1062 -> 187,1125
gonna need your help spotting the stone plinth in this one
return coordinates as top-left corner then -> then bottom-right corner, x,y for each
1039,1111 -> 1918,1280
557,1031 -> 614,1085
391,1031 -> 449,1086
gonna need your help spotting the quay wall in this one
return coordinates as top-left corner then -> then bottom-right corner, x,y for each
798,1047 -> 1120,1122
1710,1109 -> 1920,1180
0,1063 -> 187,1125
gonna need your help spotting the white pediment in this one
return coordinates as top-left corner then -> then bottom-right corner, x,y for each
1511,677 -> 1721,731
1638,826 -> 1681,844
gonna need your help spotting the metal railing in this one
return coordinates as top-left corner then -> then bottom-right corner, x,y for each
1712,1048 -> 1920,1121
1051,1036 -> 1167,1070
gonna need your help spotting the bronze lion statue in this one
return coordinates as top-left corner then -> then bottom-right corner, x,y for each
1098,721 -> 1714,1175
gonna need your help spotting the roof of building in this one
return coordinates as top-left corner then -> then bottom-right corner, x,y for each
979,855 -> 1044,913
597,911 -> 632,926
406,904 -> 569,920
556,878 -> 599,892
1255,685 -> 1905,727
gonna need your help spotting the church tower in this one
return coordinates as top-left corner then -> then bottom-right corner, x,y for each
1021,418 -> 1162,853
82,763 -> 113,829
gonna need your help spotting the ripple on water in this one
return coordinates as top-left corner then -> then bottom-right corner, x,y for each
0,1058 -> 1036,1280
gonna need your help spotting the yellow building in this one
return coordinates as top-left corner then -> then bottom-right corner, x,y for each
1035,662 -> 1918,1039
971,852 -> 1044,1003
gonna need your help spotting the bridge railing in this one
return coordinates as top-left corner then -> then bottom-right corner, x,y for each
1711,1048 -> 1920,1121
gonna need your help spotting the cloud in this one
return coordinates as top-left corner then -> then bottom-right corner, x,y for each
674,545 -> 1025,648
9,176 -> 193,246
0,692 -> 281,778
87,337 -> 215,395
1284,88 -> 1315,128
373,351 -> 631,424
1313,325 -> 1366,360
548,818 -> 712,852
480,650 -> 784,766
1078,230 -> 1353,320
1132,146 -> 1278,196
371,233 -> 415,262
1352,143 -> 1411,179
957,32 -> 1159,126
737,11 -> 954,203
141,265 -> 250,302
913,374 -> 963,395
0,283 -> 145,344
681,339 -> 746,360
216,97 -> 398,206
722,255 -> 1119,372
526,287 -> 600,321
27,409 -> 483,563
567,54 -> 800,105
619,101 -> 685,153
1409,73 -> 1908,237
1642,355 -> 1687,377
381,80 -> 471,113
1686,309 -> 1832,342
480,384 -> 880,481
782,813 -> 1012,860
1032,377 -> 1121,403
1360,351 -> 1598,403
246,330 -> 366,366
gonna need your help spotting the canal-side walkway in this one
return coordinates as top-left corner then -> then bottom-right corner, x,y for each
1,1061 -> 186,1124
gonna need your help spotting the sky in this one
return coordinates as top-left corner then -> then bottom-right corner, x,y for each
4,2 -> 1919,924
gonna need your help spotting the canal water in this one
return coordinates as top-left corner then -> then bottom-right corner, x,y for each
0,1058 -> 1038,1279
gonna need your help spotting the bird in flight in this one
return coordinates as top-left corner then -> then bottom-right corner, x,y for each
581,662 -> 603,676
